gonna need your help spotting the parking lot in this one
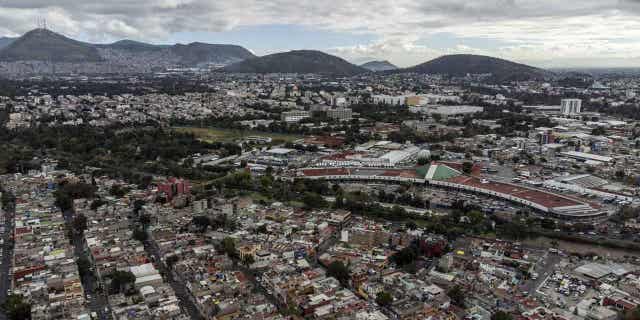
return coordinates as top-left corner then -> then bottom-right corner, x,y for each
537,270 -> 594,310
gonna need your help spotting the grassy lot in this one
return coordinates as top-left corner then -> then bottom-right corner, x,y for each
174,126 -> 302,143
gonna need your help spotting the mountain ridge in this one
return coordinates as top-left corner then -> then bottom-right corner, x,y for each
221,50 -> 368,76
360,60 -> 398,72
0,28 -> 103,62
0,28 -> 255,67
397,54 -> 552,81
0,37 -> 16,50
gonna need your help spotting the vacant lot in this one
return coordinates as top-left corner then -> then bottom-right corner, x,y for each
173,127 -> 302,143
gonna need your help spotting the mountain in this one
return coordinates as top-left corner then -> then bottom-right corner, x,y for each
98,39 -> 168,52
222,50 -> 368,76
360,60 -> 397,72
0,37 -> 15,50
97,40 -> 254,65
0,28 -> 102,62
167,42 -> 255,66
0,29 -> 256,72
400,54 -> 551,81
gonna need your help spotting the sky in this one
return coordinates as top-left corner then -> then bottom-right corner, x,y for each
2,0 -> 640,68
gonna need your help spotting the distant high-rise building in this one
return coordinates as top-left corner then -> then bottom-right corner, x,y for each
539,130 -> 554,145
326,108 -> 353,121
561,98 -> 582,115
157,178 -> 191,201
281,110 -> 311,123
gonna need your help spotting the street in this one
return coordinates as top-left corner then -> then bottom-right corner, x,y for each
63,210 -> 113,320
521,251 -> 561,294
143,238 -> 204,320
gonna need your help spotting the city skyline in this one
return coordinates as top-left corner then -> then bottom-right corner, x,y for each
2,1 -> 640,68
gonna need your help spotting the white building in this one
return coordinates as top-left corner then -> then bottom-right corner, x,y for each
281,110 -> 311,123
561,99 -> 582,115
327,108 -> 353,121
372,94 -> 408,106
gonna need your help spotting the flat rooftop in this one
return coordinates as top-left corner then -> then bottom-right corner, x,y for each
448,176 -> 584,209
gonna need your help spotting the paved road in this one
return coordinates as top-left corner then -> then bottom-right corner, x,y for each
235,264 -> 283,311
143,238 -> 204,320
0,196 -> 15,320
521,251 -> 561,294
63,210 -> 113,320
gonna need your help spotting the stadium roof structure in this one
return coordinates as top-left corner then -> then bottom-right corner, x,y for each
416,163 -> 465,180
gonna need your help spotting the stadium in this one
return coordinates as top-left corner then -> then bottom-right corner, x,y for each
297,163 -> 607,221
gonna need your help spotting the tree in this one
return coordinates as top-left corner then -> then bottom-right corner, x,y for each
327,261 -> 350,286
221,237 -> 237,258
133,228 -> 148,242
242,254 -> 255,267
591,126 -> 606,136
76,256 -> 92,278
54,182 -> 96,211
138,175 -> 153,189
376,291 -> 393,307
256,224 -> 269,234
417,157 -> 429,165
260,175 -> 273,191
90,199 -> 106,210
406,221 -> 418,230
139,214 -> 152,227
265,166 -> 274,176
624,307 -> 640,320
133,199 -> 146,215
192,216 -> 210,232
1,189 -> 16,211
2,294 -> 31,320
72,214 -> 88,235
109,271 -> 136,294
492,311 -> 513,320
54,191 -> 73,211
302,192 -> 328,209
447,285 -> 465,307
462,161 -> 473,174
109,185 -> 129,198
165,255 -> 179,268
392,247 -> 417,266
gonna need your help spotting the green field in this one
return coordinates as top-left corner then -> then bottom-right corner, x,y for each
174,127 -> 302,143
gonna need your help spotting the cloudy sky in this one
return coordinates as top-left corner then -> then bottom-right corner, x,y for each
2,0 -> 640,68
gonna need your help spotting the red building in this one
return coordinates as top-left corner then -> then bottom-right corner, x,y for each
157,178 -> 191,201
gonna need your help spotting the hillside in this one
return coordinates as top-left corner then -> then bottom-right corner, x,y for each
0,37 -> 15,50
0,29 -> 256,69
98,41 -> 254,65
401,54 -> 551,81
360,60 -> 397,72
222,50 -> 368,76
168,42 -> 255,66
0,28 -> 102,62
98,40 -> 167,52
